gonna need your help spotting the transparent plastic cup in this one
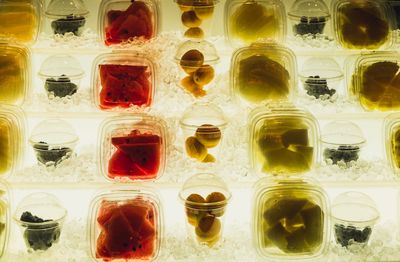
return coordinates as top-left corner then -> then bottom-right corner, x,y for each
384,113 -> 400,175
13,193 -> 67,253
0,180 -> 10,259
179,173 -> 231,248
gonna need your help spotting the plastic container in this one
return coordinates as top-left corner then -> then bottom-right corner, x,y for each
331,0 -> 394,49
0,180 -> 10,258
0,0 -> 41,45
299,57 -> 343,100
91,52 -> 156,111
224,0 -> 286,46
249,103 -> 319,175
98,0 -> 160,46
388,0 -> 400,29
39,55 -> 84,98
13,192 -> 67,252
0,42 -> 31,106
252,177 -> 329,260
288,0 -> 330,37
45,0 -> 89,36
29,119 -> 79,168
98,114 -> 167,182
384,113 -> 400,174
179,173 -> 231,248
349,51 -> 400,111
174,40 -> 219,98
175,0 -> 220,39
332,191 -> 379,247
88,187 -> 162,261
180,102 -> 227,163
230,43 -> 297,107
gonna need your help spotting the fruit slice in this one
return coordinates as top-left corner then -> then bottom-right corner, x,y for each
97,200 -> 119,226
281,129 -> 309,147
263,198 -> 308,226
262,148 -> 310,173
111,134 -> 160,148
108,149 -> 147,178
118,142 -> 161,176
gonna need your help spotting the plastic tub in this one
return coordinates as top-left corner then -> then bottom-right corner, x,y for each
384,113 -> 400,175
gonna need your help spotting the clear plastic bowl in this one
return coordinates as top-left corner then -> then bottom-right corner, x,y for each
88,187 -> 162,261
224,0 -> 286,47
91,52 -> 156,111
332,191 -> 379,247
253,177 -> 329,260
179,102 -> 227,164
179,173 -> 231,248
230,42 -> 297,107
98,0 -> 160,46
98,114 -> 167,182
248,103 -> 319,175
13,192 -> 67,252
0,180 -> 10,259
384,113 -> 400,175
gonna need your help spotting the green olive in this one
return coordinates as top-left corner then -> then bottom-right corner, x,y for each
185,136 -> 207,161
184,27 -> 205,39
195,124 -> 221,148
181,10 -> 202,28
193,64 -> 214,86
180,49 -> 204,74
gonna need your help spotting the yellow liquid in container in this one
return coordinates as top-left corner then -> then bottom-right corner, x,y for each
0,50 -> 26,104
392,127 -> 400,169
0,120 -> 11,176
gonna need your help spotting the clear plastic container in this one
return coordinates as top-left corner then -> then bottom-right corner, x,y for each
384,113 -> 400,174
174,40 -> 219,98
230,43 -> 297,107
224,0 -> 286,46
98,114 -> 167,182
29,119 -> 79,168
0,0 -> 41,45
332,191 -> 379,247
249,103 -> 319,175
180,102 -> 227,163
321,121 -> 366,165
91,52 -> 156,111
0,42 -> 31,106
388,0 -> 400,29
179,173 -> 231,248
252,177 -> 329,260
299,57 -> 343,100
331,0 -> 394,49
0,180 -> 10,258
98,0 -> 160,46
13,192 -> 67,252
288,0 -> 330,37
39,55 -> 84,98
88,187 -> 162,261
45,0 -> 89,36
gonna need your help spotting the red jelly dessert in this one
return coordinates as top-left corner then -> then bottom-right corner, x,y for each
99,64 -> 152,109
96,199 -> 157,260
108,130 -> 161,180
105,0 -> 154,45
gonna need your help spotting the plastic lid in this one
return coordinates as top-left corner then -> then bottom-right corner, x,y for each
299,57 -> 343,81
175,40 -> 219,65
39,55 -> 84,79
288,0 -> 330,19
29,119 -> 79,147
175,0 -> 219,6
180,102 -> 227,130
321,121 -> 366,146
45,0 -> 89,17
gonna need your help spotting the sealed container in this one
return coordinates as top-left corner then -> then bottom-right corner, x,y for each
332,0 -> 394,49
88,187 -> 162,261
13,192 -> 67,252
230,43 -> 297,107
0,180 -> 10,258
180,102 -> 227,163
249,104 -> 319,174
39,55 -> 84,98
179,173 -> 231,248
29,119 -> 79,168
0,0 -> 41,44
332,191 -> 379,247
45,0 -> 89,36
175,40 -> 219,98
98,0 -> 160,46
0,43 -> 31,106
253,177 -> 329,260
384,113 -> 400,174
299,57 -> 343,100
388,0 -> 400,29
321,121 -> 366,165
98,114 -> 167,181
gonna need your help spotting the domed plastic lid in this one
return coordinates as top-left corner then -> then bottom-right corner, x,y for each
321,121 -> 366,146
45,0 -> 89,18
39,55 -> 84,79
180,102 -> 227,130
14,192 -> 67,226
175,40 -> 220,65
288,0 -> 330,19
332,191 -> 379,224
299,57 -> 343,81
29,119 -> 79,147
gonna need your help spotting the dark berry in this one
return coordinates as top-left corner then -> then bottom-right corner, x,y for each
51,16 -> 86,36
45,75 -> 78,98
334,224 -> 372,247
304,75 -> 336,99
294,16 -> 326,35
323,145 -> 360,164
33,142 -> 73,166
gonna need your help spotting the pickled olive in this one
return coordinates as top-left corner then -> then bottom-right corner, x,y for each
202,154 -> 216,163
180,49 -> 204,74
195,215 -> 221,241
193,65 -> 214,86
195,124 -> 221,148
185,136 -> 208,161
184,27 -> 205,39
181,11 -> 202,28
193,5 -> 214,20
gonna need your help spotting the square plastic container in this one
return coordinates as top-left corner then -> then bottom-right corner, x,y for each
248,104 -> 319,175
98,0 -> 160,46
91,52 -> 156,111
224,0 -> 286,46
0,180 -> 10,259
98,114 -> 167,182
0,0 -> 41,45
384,113 -> 400,174
388,1 -> 400,29
331,0 -> 394,49
230,43 -> 297,107
88,187 -> 162,261
0,43 -> 31,106
252,177 -> 329,260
